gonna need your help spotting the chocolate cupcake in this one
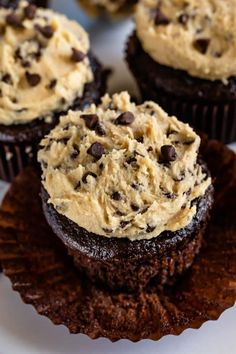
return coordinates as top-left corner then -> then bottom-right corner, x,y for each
78,0 -> 137,17
126,0 -> 236,144
38,91 -> 214,292
0,1 -> 108,181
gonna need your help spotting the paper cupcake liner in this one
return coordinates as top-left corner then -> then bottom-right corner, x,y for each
139,86 -> 236,145
0,138 -> 235,341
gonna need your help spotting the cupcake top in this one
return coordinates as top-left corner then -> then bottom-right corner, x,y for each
38,92 -> 211,241
0,1 -> 93,126
135,0 -> 236,82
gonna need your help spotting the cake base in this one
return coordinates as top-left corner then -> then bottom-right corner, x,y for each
0,137 -> 235,341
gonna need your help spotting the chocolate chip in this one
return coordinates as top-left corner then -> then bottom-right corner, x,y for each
178,13 -> 189,24
131,183 -> 139,190
2,73 -> 12,84
99,163 -> 104,170
81,114 -> 99,130
120,220 -> 130,229
126,156 -> 137,165
114,111 -> 135,125
146,225 -> 156,233
47,79 -> 57,90
36,24 -> 54,39
161,145 -> 177,162
24,4 -> 37,19
147,146 -> 153,152
163,192 -> 177,199
87,142 -> 104,160
95,123 -> 106,136
82,172 -> 97,184
111,192 -> 122,201
70,150 -> 80,160
193,38 -> 210,54
71,48 -> 86,62
6,13 -> 22,27
103,228 -> 113,234
152,8 -> 170,26
136,136 -> 144,143
25,71 -> 41,86
131,204 -> 139,212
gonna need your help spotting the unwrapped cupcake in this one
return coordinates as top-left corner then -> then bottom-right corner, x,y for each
0,0 -> 107,181
38,91 -> 214,292
126,0 -> 236,143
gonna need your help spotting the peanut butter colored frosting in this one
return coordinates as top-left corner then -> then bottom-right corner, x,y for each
38,92 -> 211,241
135,0 -> 236,82
0,1 -> 93,125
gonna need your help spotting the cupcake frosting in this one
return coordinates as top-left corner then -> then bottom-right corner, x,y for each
38,92 -> 211,241
0,1 -> 93,125
135,0 -> 236,82
79,0 -> 132,14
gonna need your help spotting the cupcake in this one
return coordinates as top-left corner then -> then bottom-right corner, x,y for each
126,0 -> 236,144
38,91 -> 214,292
78,0 -> 137,17
0,1 -> 108,181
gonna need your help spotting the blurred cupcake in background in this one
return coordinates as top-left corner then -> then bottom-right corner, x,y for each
126,0 -> 236,143
78,0 -> 137,17
0,0 -> 108,181
0,0 -> 48,8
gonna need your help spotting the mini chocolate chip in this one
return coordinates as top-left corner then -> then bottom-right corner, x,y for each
131,204 -> 139,212
178,13 -> 189,24
87,142 -> 104,160
164,192 -> 177,199
70,150 -> 80,160
82,172 -> 97,184
36,24 -> 54,39
161,145 -> 177,162
6,13 -> 22,27
120,220 -> 130,228
2,73 -> 12,84
24,4 -> 37,19
116,211 -> 125,217
193,38 -> 210,54
136,136 -> 144,143
126,156 -> 137,165
71,48 -> 86,62
99,163 -> 104,170
95,123 -> 106,136
47,79 -> 57,90
111,192 -> 122,201
147,146 -> 153,152
22,60 -> 31,68
114,111 -> 135,125
25,71 -> 41,86
103,228 -> 113,234
153,8 -> 170,26
146,225 -> 156,233
131,183 -> 139,190
81,114 -> 99,130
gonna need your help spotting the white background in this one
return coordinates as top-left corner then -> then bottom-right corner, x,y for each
0,1 -> 236,353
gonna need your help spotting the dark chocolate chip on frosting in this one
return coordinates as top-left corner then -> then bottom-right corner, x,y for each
111,192 -> 122,201
95,123 -> 106,136
114,112 -> 135,125
6,13 -> 22,27
152,8 -> 170,26
193,38 -> 210,54
36,24 -> 54,39
87,142 -> 104,160
25,71 -> 41,86
178,13 -> 189,25
47,79 -> 57,90
81,114 -> 99,130
24,4 -> 37,20
71,48 -> 86,62
2,73 -> 12,84
161,145 -> 177,162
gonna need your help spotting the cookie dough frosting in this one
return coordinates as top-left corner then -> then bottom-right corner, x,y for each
135,0 -> 236,82
0,1 -> 93,125
38,92 -> 211,241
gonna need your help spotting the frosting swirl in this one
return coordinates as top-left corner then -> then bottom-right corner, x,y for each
0,1 -> 93,125
135,0 -> 236,82
38,92 -> 211,241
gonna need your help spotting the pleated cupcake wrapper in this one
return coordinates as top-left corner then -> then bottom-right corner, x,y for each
0,141 -> 38,182
0,137 -> 235,341
139,85 -> 236,145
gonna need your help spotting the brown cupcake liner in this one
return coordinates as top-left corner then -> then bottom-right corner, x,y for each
0,137 -> 236,341
139,85 -> 236,145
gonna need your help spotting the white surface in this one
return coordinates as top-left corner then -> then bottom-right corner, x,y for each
0,1 -> 236,353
